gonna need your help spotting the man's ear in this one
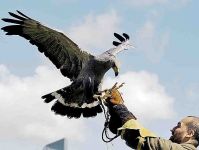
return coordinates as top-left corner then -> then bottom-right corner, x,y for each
186,129 -> 195,138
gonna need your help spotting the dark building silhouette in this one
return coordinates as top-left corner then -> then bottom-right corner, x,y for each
43,138 -> 67,150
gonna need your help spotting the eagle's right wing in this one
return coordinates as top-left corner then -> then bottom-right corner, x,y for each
2,11 -> 93,81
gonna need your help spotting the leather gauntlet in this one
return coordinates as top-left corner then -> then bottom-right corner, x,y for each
107,89 -> 136,134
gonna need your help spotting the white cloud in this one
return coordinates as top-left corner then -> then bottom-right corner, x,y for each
65,10 -> 170,63
67,10 -> 121,54
135,20 -> 170,63
0,63 -> 176,149
103,71 -> 175,123
0,64 -> 87,143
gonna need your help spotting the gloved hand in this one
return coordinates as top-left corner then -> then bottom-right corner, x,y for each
103,82 -> 124,106
104,84 -> 137,134
109,88 -> 124,105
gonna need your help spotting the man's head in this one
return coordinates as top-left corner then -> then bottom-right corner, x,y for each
170,116 -> 199,147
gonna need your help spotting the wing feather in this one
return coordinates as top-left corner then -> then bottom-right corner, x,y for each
2,11 -> 93,81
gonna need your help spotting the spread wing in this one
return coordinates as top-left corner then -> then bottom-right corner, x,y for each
2,11 -> 93,81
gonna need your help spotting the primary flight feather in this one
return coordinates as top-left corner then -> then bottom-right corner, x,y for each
2,11 -> 133,118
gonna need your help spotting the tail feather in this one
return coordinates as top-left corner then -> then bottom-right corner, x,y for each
42,94 -> 55,103
82,105 -> 102,117
51,101 -> 82,118
42,84 -> 102,118
51,101 -> 102,118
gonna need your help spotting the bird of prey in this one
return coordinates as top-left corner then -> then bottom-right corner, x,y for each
2,11 -> 133,118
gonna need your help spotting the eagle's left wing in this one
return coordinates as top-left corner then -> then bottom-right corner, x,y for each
1,11 -> 93,81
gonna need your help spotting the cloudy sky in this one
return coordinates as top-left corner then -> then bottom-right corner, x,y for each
0,0 -> 198,149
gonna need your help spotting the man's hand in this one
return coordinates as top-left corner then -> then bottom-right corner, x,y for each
103,82 -> 124,106
109,88 -> 124,105
93,82 -> 124,106
103,83 -> 137,135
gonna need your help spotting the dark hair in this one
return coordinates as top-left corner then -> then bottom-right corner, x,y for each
187,116 -> 199,146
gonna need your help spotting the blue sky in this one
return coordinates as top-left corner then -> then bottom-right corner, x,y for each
0,0 -> 198,149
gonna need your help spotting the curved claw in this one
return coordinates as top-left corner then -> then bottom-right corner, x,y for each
111,82 -> 118,89
93,82 -> 125,102
117,82 -> 125,89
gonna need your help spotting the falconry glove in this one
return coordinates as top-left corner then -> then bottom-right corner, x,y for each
105,85 -> 136,134
108,104 -> 137,134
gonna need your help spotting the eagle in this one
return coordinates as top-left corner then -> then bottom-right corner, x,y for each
2,11 -> 133,118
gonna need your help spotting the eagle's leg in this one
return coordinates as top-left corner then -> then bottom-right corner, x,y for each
93,82 -> 125,103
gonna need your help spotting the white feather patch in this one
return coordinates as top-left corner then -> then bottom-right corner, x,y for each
51,92 -> 100,108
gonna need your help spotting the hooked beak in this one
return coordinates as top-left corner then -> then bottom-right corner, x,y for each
112,65 -> 119,77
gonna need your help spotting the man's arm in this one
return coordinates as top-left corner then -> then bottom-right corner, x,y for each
108,103 -> 156,149
144,137 -> 195,150
106,88 -> 194,150
106,88 -> 155,149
